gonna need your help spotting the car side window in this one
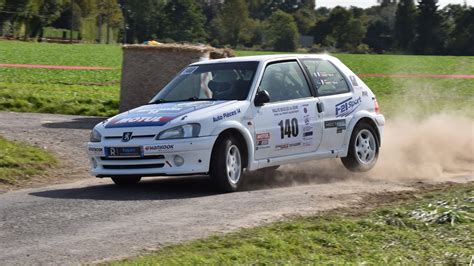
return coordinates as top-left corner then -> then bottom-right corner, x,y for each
259,61 -> 312,103
302,59 -> 350,96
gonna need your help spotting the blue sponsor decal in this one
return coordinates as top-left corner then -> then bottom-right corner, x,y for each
335,97 -> 361,118
213,108 -> 241,122
105,101 -> 225,128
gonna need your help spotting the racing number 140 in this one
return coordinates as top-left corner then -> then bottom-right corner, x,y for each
278,118 -> 299,139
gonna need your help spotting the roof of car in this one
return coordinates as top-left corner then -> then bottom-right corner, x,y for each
192,53 -> 337,65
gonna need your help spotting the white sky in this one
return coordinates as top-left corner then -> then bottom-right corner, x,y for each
316,0 -> 473,8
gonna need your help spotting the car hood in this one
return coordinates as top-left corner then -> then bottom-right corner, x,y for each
104,101 -> 230,129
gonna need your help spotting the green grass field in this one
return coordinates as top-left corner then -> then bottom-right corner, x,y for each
1,40 -> 473,117
113,184 -> 474,265
0,41 -> 121,116
0,137 -> 57,186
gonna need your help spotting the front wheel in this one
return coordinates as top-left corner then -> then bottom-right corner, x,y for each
111,176 -> 142,186
341,123 -> 379,172
210,135 -> 244,192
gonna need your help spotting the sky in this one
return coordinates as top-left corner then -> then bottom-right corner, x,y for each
316,0 -> 473,8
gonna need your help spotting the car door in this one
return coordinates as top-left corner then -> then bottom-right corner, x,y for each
300,59 -> 356,153
252,60 -> 323,160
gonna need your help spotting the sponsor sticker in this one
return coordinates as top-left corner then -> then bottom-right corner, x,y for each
275,142 -> 301,150
144,144 -> 174,152
324,119 -> 347,133
255,133 -> 271,150
335,97 -> 361,118
88,147 -> 103,155
213,108 -> 241,122
272,105 -> 299,116
256,132 -> 270,141
115,116 -> 162,124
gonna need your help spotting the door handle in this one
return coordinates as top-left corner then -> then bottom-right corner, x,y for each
317,102 -> 323,113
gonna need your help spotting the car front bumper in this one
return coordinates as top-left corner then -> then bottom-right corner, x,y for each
87,136 -> 217,177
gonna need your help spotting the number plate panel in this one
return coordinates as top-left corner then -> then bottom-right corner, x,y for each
105,147 -> 142,157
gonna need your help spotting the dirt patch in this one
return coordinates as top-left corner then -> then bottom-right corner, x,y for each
0,112 -> 100,193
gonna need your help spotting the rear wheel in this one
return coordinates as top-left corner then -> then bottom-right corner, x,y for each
111,176 -> 142,186
210,135 -> 244,192
341,123 -> 379,172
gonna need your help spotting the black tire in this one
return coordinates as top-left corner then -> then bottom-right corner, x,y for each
111,176 -> 142,186
210,134 -> 244,192
341,122 -> 379,172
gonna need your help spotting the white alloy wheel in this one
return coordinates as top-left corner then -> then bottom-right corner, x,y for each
341,122 -> 379,172
354,129 -> 377,165
226,144 -> 242,184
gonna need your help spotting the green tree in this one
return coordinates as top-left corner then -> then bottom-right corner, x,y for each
335,17 -> 366,50
162,0 -> 206,42
415,0 -> 444,54
20,0 -> 65,39
215,0 -> 250,47
0,0 -> 28,35
447,7 -> 474,55
264,10 -> 299,52
292,8 -> 316,35
96,0 -> 122,43
122,0 -> 164,43
364,19 -> 393,53
394,0 -> 416,51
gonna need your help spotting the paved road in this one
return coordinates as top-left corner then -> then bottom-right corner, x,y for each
0,112 -> 472,265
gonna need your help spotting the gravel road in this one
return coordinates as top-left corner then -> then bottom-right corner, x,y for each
0,111 -> 472,265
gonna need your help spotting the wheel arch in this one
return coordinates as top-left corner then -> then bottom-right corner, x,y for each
210,122 -> 255,170
340,114 -> 381,157
355,117 -> 380,146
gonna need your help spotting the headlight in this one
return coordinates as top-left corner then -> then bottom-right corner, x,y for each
90,129 -> 102,142
156,124 -> 201,140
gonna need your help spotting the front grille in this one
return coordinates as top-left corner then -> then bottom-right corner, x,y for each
104,134 -> 156,140
100,155 -> 165,161
102,163 -> 165,169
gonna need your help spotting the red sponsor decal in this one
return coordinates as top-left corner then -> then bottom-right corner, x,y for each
256,132 -> 270,141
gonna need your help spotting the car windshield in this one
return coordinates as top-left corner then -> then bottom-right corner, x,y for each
150,62 -> 259,103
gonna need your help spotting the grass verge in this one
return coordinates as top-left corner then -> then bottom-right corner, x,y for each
0,136 -> 57,186
112,183 -> 474,265
0,82 -> 119,117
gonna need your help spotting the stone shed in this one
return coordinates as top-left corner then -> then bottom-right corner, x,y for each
119,44 -> 234,112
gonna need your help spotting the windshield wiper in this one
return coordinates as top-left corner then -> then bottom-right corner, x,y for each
151,98 -> 217,104
150,99 -> 168,104
177,97 -> 217,102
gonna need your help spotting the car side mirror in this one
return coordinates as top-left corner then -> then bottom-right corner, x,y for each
254,90 -> 270,107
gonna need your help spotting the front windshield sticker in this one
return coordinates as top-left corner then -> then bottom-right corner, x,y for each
181,66 -> 198,75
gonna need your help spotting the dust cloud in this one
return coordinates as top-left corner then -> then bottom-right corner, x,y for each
369,113 -> 473,180
247,113 -> 473,189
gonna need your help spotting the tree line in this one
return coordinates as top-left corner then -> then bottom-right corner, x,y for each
0,0 -> 473,55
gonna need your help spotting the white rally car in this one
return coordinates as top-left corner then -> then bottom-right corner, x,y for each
88,54 -> 385,192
